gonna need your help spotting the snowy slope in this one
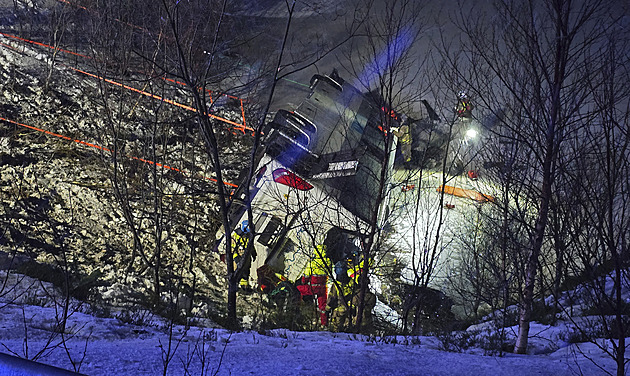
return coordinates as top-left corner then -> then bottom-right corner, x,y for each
0,272 -> 618,376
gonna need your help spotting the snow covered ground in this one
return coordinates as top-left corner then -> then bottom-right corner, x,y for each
0,273 -> 619,376
388,167 -> 494,285
0,1 -> 625,375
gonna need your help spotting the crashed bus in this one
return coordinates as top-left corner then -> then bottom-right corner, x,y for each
217,70 -> 399,289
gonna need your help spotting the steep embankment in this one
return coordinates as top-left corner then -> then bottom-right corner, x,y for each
0,6 -> 251,324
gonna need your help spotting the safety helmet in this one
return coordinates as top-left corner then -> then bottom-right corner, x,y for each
458,90 -> 467,99
241,220 -> 250,233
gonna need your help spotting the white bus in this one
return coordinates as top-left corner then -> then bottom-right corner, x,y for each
218,71 -> 399,287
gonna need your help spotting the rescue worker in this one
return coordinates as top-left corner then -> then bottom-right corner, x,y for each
393,124 -> 412,164
296,244 -> 331,326
347,259 -> 376,332
326,255 -> 376,333
326,278 -> 354,332
231,220 -> 254,292
455,91 -> 473,119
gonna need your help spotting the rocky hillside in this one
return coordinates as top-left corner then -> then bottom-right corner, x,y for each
0,1 -> 257,326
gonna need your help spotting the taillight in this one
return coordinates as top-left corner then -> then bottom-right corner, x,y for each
272,168 -> 313,191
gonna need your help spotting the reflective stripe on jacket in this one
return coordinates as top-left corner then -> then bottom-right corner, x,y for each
231,231 -> 249,255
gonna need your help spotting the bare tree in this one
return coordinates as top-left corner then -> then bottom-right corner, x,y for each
43,1 -> 72,91
335,0 -> 434,332
152,0 -> 375,327
151,0 -> 338,326
453,0 -> 622,354
560,31 -> 630,375
69,0 -> 222,317
353,0 -> 493,334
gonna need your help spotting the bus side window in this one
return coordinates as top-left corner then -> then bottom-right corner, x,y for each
257,216 -> 283,246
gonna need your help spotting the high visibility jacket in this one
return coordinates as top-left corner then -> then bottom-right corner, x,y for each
398,125 -> 411,144
346,257 -> 375,290
303,245 -> 331,277
231,231 -> 250,261
326,255 -> 376,314
231,230 -> 254,288
336,278 -> 357,298
393,126 -> 411,144
457,100 -> 473,116
348,257 -> 374,279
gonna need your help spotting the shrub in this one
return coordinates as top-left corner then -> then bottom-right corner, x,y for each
115,308 -> 156,326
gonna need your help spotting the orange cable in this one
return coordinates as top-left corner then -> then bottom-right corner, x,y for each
0,31 -> 90,59
0,116 -> 238,188
0,31 -> 250,132
55,0 -> 244,108
65,65 -> 253,132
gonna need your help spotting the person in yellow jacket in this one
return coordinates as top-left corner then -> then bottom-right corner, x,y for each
456,91 -> 473,119
326,256 -> 376,332
296,244 -> 331,326
393,124 -> 412,163
231,220 -> 254,292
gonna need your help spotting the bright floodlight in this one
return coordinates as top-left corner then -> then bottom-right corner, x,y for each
466,128 -> 478,139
